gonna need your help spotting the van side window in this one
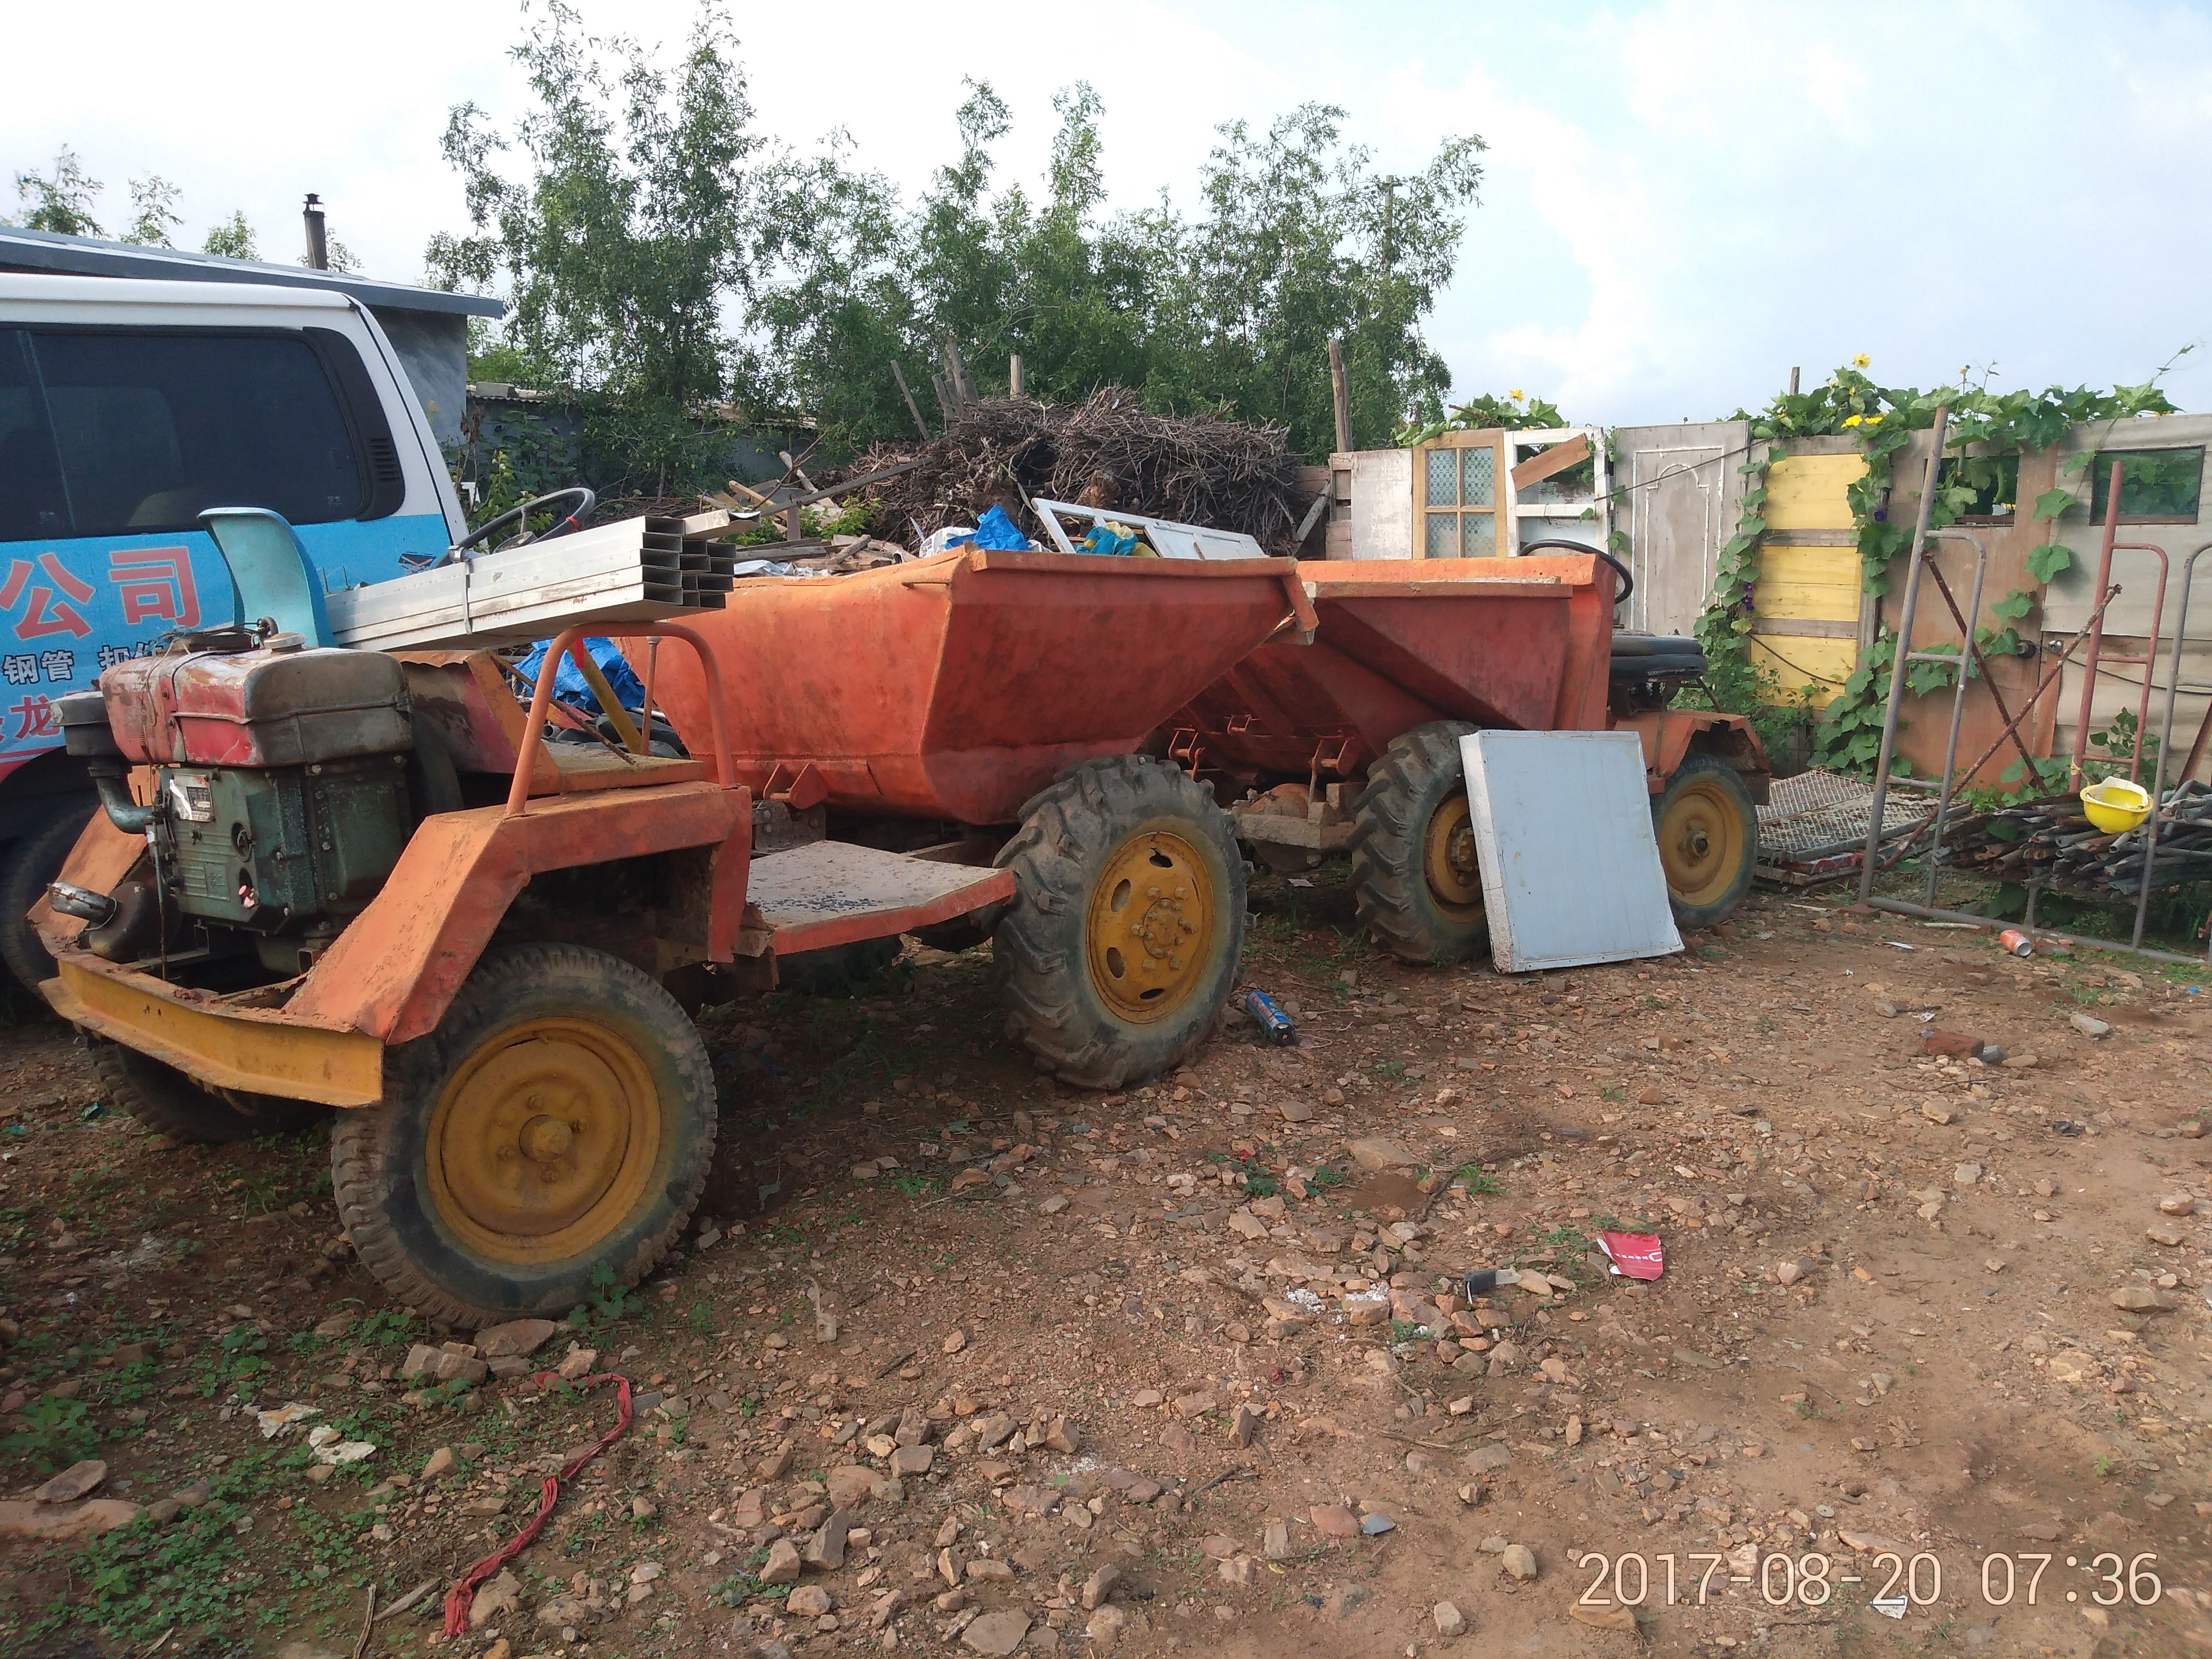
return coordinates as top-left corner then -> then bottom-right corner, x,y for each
28,331 -> 363,537
0,331 -> 69,542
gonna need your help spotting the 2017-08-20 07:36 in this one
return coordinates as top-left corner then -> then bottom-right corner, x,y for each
1571,1549 -> 2164,1613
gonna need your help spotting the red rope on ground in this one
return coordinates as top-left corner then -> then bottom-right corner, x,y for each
442,1371 -> 634,1637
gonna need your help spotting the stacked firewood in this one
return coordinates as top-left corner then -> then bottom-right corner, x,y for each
1933,781 -> 2212,898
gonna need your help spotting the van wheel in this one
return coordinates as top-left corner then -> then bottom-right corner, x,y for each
993,756 -> 1245,1089
332,942 -> 715,1328
1,805 -> 92,997
1348,722 -> 1489,965
1653,753 -> 1757,928
91,1041 -> 319,1143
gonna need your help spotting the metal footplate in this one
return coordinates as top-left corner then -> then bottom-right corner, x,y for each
744,842 -> 1016,956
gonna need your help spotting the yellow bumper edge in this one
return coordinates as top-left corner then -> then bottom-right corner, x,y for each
44,960 -> 384,1109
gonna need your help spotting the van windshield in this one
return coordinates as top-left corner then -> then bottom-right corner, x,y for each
22,330 -> 363,538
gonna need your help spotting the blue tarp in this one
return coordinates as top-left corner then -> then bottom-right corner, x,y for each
516,635 -> 646,714
967,504 -> 1029,550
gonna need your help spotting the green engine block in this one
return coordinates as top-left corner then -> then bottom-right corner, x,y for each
160,756 -> 414,930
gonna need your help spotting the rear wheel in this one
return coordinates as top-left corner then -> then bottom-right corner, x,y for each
332,942 -> 716,1327
91,1041 -> 318,1143
1652,752 -> 1757,928
1,803 -> 93,997
994,756 -> 1245,1088
1347,722 -> 1489,965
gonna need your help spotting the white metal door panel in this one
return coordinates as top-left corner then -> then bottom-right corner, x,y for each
1460,730 -> 1683,973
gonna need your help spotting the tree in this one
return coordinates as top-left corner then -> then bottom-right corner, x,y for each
429,1 -> 756,405
13,147 -> 103,237
430,12 -> 1486,477
747,82 -> 1482,459
123,175 -> 181,247
428,2 -> 760,492
202,211 -> 259,261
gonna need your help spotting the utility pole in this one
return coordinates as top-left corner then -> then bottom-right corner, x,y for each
1327,338 -> 1352,455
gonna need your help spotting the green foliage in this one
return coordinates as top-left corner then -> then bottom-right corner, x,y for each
2026,535 -> 2074,584
1700,355 -> 2187,775
201,209 -> 258,261
3,1396 -> 98,1471
356,1306 -> 421,1348
569,1262 -> 640,1328
123,175 -> 181,248
2083,708 -> 2159,782
428,2 -> 757,496
1454,1162 -> 1500,1195
1398,389 -> 1569,446
35,1458 -> 282,1643
745,85 -> 1484,461
13,146 -> 103,236
2089,446 -> 2205,519
197,1323 -> 272,1398
428,13 -> 1484,485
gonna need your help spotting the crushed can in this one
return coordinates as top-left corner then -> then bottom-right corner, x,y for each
1241,989 -> 1297,1045
1997,928 -> 2034,957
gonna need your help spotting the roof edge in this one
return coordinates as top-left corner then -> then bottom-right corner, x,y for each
0,226 -> 503,319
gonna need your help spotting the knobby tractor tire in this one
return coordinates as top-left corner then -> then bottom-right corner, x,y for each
1652,752 -> 1758,929
1348,721 -> 1489,966
1,803 -> 92,998
993,755 -> 1246,1090
91,1041 -> 320,1143
332,942 -> 716,1328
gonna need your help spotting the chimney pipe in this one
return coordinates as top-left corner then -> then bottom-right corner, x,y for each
303,194 -> 329,271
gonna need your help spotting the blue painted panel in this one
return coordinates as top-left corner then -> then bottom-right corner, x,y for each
0,512 -> 447,768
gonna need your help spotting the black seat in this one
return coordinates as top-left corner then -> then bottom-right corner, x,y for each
1609,631 -> 1705,681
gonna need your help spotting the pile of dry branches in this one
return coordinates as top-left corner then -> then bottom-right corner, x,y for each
843,390 -> 1310,552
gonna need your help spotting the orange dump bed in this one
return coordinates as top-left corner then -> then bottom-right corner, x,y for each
1166,554 -> 1617,783
637,548 -> 1312,825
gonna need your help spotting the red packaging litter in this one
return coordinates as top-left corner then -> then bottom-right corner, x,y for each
1597,1231 -> 1665,1280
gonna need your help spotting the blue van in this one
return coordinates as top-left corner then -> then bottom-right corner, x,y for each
0,273 -> 470,988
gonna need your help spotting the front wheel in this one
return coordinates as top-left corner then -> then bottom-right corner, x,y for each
1652,752 -> 1757,928
993,756 -> 1246,1089
332,942 -> 716,1327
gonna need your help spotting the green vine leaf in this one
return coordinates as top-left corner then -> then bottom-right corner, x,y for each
2026,539 -> 2073,583
2031,487 -> 2077,521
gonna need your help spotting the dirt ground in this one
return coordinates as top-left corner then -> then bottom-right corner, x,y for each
2,870 -> 2210,1659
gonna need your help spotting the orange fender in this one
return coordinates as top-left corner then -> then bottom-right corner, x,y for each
1618,709 -> 1771,801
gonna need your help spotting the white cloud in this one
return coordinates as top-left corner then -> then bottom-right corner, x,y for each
6,0 -> 2208,423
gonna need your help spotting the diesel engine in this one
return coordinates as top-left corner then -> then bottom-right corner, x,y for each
55,627 -> 444,977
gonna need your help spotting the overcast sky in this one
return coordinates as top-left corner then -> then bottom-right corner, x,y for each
9,0 -> 2211,424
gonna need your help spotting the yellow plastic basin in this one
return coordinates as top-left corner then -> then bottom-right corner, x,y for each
2081,777 -> 2152,834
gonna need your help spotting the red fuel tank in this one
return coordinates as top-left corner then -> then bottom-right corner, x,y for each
100,641 -> 412,767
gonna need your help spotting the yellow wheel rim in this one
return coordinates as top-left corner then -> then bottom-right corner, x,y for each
1422,794 -> 1485,919
1658,778 -> 1746,909
423,1017 -> 659,1266
1085,829 -> 1216,1024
